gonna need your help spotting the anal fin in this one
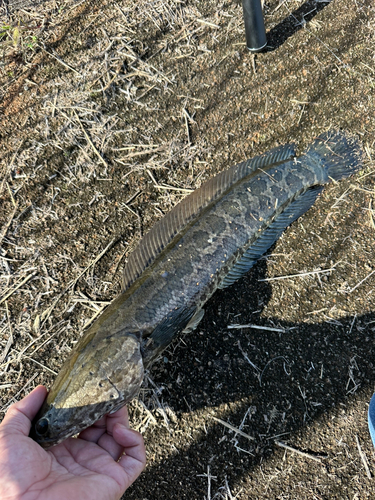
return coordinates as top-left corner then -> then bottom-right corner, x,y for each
219,186 -> 323,289
182,309 -> 205,334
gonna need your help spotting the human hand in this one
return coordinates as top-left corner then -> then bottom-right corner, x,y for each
0,385 -> 146,500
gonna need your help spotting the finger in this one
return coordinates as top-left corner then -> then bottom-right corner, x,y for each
79,406 -> 130,460
96,406 -> 131,459
78,415 -> 107,443
114,424 -> 146,484
106,405 -> 130,432
0,386 -> 48,437
78,419 -> 123,460
78,405 -> 129,445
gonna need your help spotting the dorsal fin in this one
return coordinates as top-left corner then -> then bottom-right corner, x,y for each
123,144 -> 296,291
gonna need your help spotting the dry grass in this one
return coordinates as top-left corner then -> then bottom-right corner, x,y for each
1,0 -> 375,498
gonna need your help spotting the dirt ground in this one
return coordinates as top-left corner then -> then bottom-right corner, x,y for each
1,0 -> 375,498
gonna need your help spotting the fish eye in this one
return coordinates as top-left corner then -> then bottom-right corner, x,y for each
35,418 -> 49,436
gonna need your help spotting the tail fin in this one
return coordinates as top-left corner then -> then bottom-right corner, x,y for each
304,130 -> 363,181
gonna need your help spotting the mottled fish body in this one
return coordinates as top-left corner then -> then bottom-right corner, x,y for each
30,131 -> 362,448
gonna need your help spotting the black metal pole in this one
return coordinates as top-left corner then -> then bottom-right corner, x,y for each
241,0 -> 267,53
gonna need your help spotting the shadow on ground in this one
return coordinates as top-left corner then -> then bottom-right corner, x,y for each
265,0 -> 332,51
126,258 -> 375,498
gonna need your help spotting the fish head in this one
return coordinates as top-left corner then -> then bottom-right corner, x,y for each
30,331 -> 144,448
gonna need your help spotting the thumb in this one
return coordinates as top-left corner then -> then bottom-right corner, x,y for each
0,386 -> 48,437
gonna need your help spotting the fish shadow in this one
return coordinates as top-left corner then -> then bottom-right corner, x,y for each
127,258 -> 375,498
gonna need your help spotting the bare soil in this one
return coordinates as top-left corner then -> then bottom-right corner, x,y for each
1,0 -> 375,498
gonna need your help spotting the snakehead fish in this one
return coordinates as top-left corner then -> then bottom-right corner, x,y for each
30,130 -> 362,448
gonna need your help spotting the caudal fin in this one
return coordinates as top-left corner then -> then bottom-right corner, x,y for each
304,130 -> 363,181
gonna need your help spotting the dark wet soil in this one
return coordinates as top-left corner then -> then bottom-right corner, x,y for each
1,0 -> 375,498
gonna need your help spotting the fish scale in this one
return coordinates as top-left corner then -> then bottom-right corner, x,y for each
30,130 -> 362,448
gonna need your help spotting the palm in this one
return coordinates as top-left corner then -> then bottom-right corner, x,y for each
9,434 -> 135,500
0,387 -> 146,500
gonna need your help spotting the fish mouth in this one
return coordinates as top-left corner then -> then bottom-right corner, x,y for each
34,434 -> 70,449
29,405 -> 81,449
30,421 -> 80,449
29,399 -> 125,448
